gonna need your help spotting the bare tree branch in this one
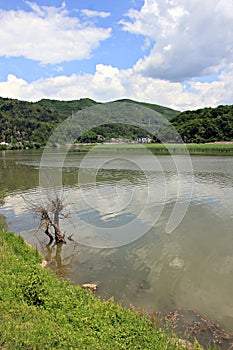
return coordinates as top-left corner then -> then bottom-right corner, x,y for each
22,189 -> 72,244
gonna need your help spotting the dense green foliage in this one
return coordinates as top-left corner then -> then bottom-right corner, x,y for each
0,97 -> 179,147
115,99 -> 179,120
0,96 -> 232,146
0,97 -> 97,148
0,97 -> 60,146
0,223 -> 198,350
78,123 -> 152,142
171,105 -> 233,143
37,98 -> 98,120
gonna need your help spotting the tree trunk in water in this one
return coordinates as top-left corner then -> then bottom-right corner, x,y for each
54,209 -> 59,227
45,226 -> 54,243
53,222 -> 66,244
44,219 -> 53,243
53,208 -> 66,243
41,209 -> 66,244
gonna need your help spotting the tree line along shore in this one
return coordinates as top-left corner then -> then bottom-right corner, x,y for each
0,96 -> 232,149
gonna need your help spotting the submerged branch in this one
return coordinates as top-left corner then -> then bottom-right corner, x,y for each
41,208 -> 66,244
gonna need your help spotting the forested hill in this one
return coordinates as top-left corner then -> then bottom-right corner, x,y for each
114,99 -> 179,120
0,97 -> 178,148
171,105 -> 233,143
37,98 -> 98,119
0,96 -> 232,148
0,97 -> 97,147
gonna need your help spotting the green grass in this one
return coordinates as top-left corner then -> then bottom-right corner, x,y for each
71,142 -> 233,156
186,143 -> 233,154
147,142 -> 233,155
0,222 -> 203,350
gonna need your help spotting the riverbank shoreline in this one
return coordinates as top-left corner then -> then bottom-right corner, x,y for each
67,142 -> 233,156
0,221 -> 203,350
2,218 -> 233,349
2,142 -> 233,156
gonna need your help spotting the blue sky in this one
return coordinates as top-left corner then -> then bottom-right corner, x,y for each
0,0 -> 232,110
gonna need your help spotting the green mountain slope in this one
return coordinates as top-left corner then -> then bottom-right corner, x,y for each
0,97 -> 97,148
0,96 -> 232,147
0,97 -> 61,147
0,97 -> 179,147
114,99 -> 179,120
171,105 -> 233,143
37,98 -> 98,118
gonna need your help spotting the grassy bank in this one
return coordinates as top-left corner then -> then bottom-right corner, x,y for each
0,221 -> 202,349
71,142 -> 233,155
179,143 -> 233,155
147,143 -> 233,155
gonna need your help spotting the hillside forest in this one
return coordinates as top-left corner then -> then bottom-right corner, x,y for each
0,96 -> 232,149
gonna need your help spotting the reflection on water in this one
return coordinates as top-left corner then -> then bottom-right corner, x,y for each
1,150 -> 233,334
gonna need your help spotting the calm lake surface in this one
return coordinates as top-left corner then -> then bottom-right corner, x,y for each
1,149 -> 233,332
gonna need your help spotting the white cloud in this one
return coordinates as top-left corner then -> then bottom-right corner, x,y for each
25,1 -> 46,16
0,2 -> 111,64
120,0 -> 233,82
141,38 -> 151,51
53,66 -> 64,73
80,9 -> 110,18
0,63 -> 232,111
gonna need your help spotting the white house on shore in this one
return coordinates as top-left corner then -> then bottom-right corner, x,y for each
137,137 -> 151,143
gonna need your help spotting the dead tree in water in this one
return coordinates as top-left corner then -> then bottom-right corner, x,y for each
28,192 -> 70,244
41,207 -> 65,243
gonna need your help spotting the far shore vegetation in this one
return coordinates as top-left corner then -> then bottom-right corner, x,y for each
0,96 -> 232,150
69,142 -> 233,156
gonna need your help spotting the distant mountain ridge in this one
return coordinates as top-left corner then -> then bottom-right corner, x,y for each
37,98 -> 98,118
0,96 -> 232,148
112,99 -> 180,120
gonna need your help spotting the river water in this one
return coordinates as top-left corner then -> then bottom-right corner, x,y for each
1,149 -> 233,334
